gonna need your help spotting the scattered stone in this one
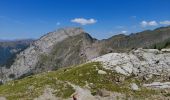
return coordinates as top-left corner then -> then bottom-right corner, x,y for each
131,83 -> 139,91
98,70 -> 107,75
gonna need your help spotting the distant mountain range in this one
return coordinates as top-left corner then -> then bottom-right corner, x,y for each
0,39 -> 33,67
0,26 -> 170,82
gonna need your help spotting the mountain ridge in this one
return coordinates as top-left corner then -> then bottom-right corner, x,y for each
0,39 -> 33,67
1,26 -> 170,82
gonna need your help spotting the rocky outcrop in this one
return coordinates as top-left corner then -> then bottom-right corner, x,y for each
91,48 -> 170,79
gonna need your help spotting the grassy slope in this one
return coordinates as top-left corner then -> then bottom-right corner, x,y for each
0,62 -> 160,100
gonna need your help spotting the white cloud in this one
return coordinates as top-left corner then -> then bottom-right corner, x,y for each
141,21 -> 148,27
149,21 -> 158,26
121,31 -> 127,34
71,18 -> 97,25
160,20 -> 170,25
141,20 -> 158,27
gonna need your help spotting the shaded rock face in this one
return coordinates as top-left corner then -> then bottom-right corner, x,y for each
91,48 -> 170,79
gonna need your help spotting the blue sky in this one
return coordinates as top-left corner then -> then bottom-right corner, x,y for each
0,0 -> 170,40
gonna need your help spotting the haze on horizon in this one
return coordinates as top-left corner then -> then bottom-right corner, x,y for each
0,0 -> 170,40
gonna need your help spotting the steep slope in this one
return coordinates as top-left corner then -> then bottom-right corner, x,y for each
0,39 -> 33,67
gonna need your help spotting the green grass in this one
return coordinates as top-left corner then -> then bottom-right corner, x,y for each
0,62 -> 159,100
0,72 -> 75,100
47,62 -> 158,98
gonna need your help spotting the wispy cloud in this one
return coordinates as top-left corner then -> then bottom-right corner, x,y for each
121,31 -> 127,34
140,20 -> 158,27
160,20 -> 170,25
71,18 -> 97,25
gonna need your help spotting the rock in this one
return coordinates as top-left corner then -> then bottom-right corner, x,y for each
28,85 -> 34,90
115,76 -> 125,83
98,70 -> 107,75
97,89 -> 110,97
34,88 -> 57,100
0,97 -> 6,100
91,48 -> 170,79
161,49 -> 170,52
143,74 -> 153,81
70,84 -> 97,100
143,82 -> 170,89
131,83 -> 139,91
0,79 -> 3,85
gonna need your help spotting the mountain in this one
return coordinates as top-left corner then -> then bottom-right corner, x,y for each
0,27 -> 97,82
0,39 -> 33,67
0,48 -> 170,100
99,26 -> 170,53
1,26 -> 170,82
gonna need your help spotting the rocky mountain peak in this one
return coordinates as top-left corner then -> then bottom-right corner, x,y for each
56,27 -> 84,35
34,27 -> 85,53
